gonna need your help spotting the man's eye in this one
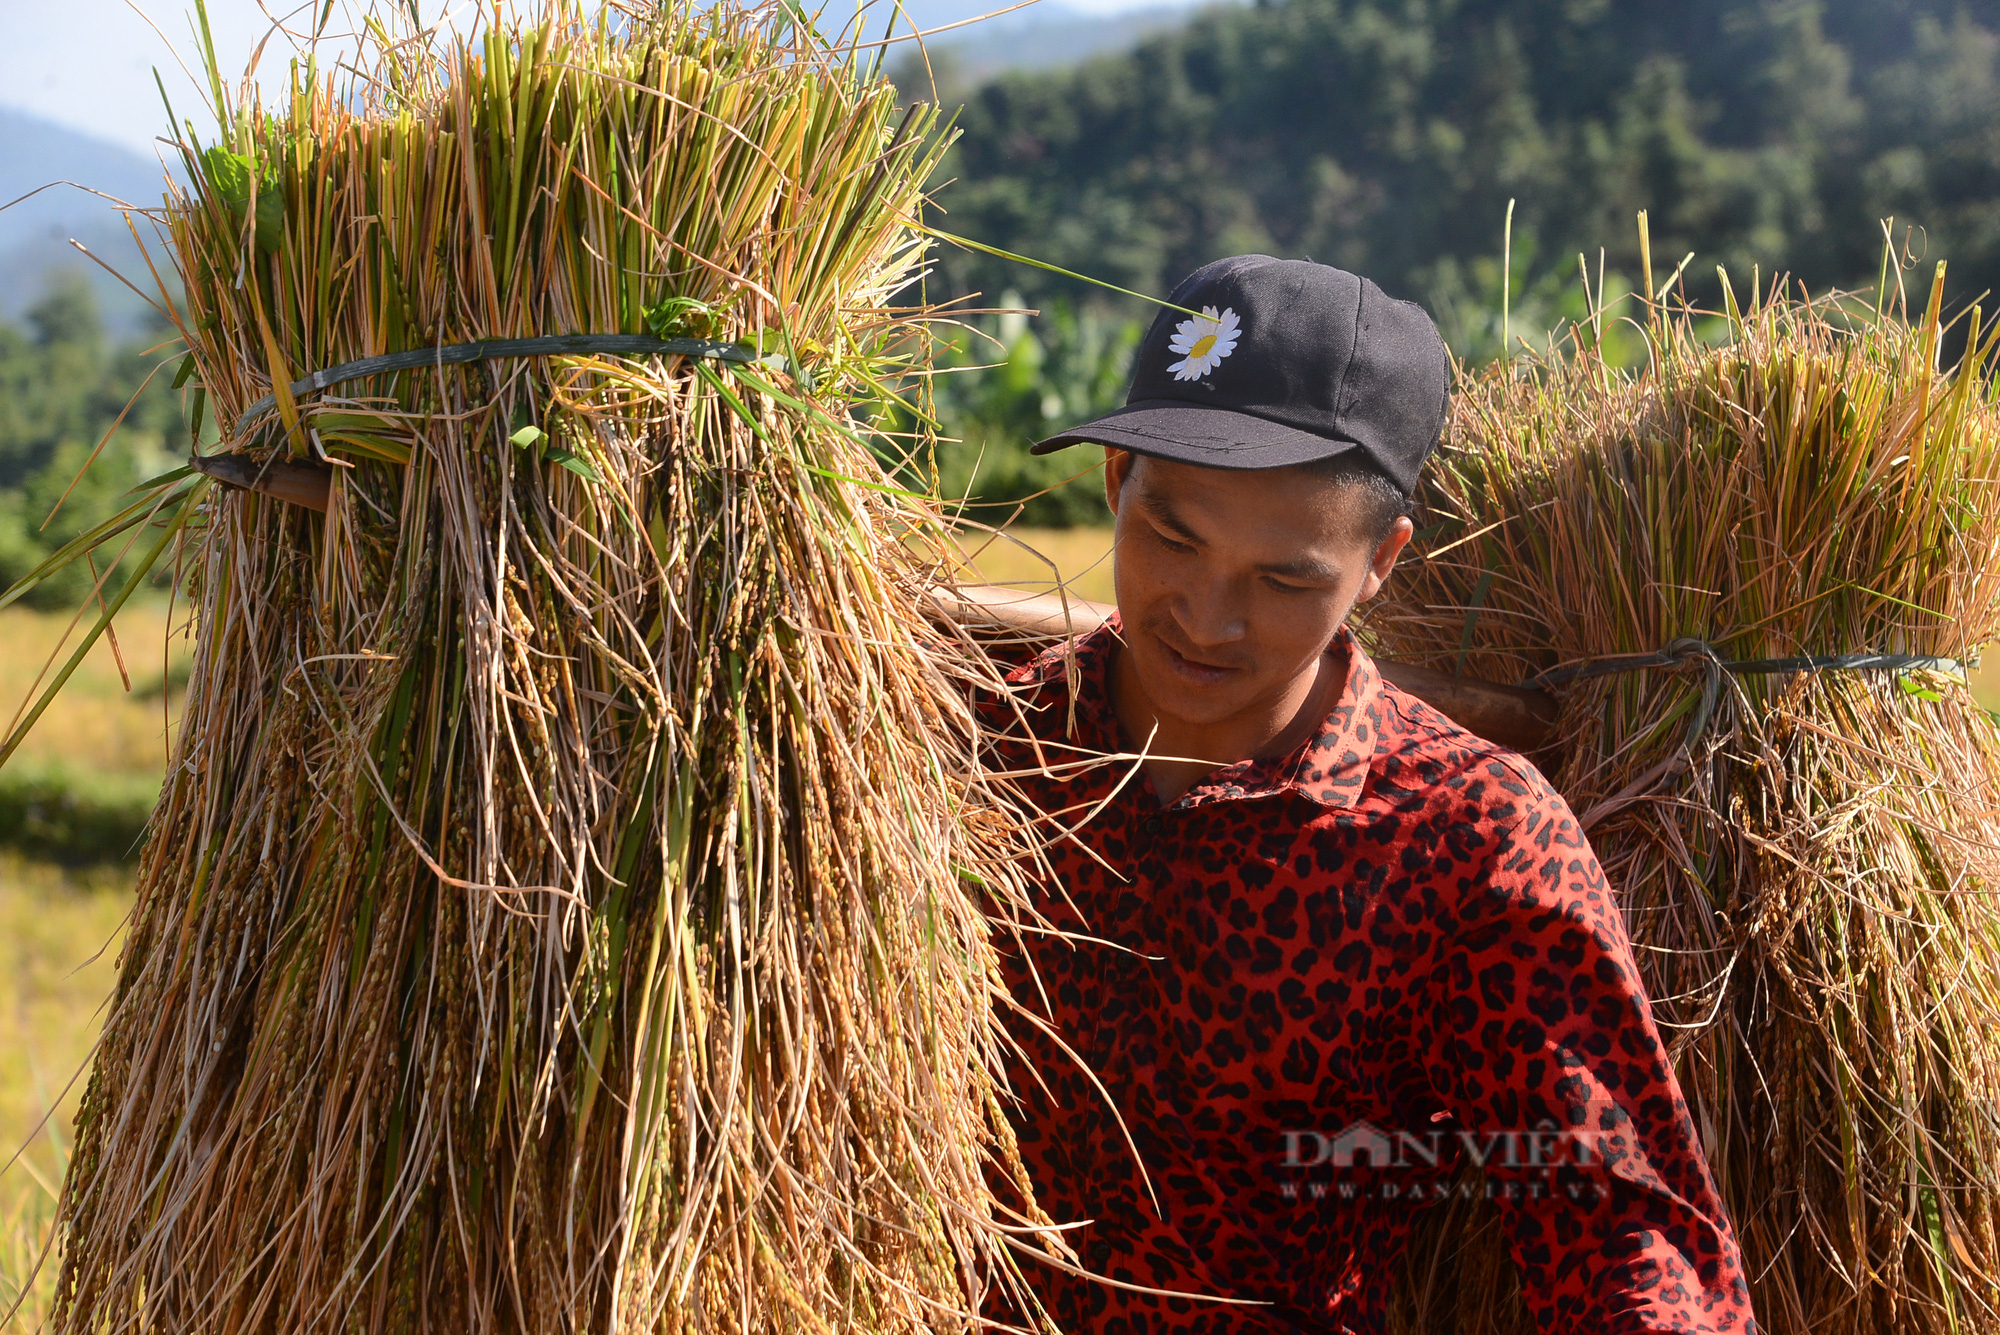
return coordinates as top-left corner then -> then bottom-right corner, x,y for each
1155,531 -> 1195,553
1264,578 -> 1309,595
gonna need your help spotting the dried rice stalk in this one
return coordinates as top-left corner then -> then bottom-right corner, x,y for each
36,3 -> 1056,1330
1372,273 -> 2000,1334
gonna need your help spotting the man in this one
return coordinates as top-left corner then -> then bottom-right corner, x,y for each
970,256 -> 1760,1333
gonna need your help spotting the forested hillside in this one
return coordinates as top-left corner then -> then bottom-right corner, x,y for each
0,279 -> 179,608
921,0 -> 2000,352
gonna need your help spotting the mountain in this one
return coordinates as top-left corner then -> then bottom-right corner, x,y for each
900,5 -> 1199,87
883,0 -> 1227,92
922,0 -> 2000,360
0,107 -> 178,336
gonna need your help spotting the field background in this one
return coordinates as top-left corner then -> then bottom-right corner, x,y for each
949,524 -> 1115,603
0,602 -> 188,1322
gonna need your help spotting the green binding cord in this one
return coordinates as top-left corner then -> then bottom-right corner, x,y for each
232,334 -> 798,437
1524,638 -> 1966,754
1525,637 -> 1963,689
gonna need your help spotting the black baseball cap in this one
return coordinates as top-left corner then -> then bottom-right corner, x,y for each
1029,255 -> 1451,494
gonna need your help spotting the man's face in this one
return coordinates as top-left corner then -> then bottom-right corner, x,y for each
1104,448 -> 1413,731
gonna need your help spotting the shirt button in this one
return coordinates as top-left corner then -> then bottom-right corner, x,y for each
1143,817 -> 1162,834
1089,1241 -> 1114,1263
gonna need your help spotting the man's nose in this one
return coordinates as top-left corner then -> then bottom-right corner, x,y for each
1175,576 -> 1249,646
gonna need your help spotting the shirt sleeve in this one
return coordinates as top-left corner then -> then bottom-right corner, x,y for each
1423,755 -> 1761,1335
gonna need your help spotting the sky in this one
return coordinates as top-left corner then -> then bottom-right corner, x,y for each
0,0 -> 1178,157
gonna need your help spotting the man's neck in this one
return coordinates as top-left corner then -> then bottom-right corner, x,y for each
1109,638 -> 1347,807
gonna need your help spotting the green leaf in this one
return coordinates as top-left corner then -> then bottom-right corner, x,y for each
202,146 -> 254,210
0,482 -> 206,769
643,296 -> 719,340
129,465 -> 195,494
171,353 -> 198,389
774,0 -> 825,45
510,421 -> 598,481
542,444 -> 603,482
919,223 -> 1204,319
201,146 -> 285,253
253,185 -> 285,254
1898,674 -> 1943,702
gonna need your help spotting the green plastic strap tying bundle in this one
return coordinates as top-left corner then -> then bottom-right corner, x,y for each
232,333 -> 798,436
1524,638 -> 1964,690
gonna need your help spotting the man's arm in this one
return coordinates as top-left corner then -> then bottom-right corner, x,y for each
1423,755 -> 1759,1333
927,584 -> 1560,751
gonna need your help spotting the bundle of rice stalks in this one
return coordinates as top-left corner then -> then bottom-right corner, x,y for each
15,3 -> 1055,1330
1370,271 -> 2000,1334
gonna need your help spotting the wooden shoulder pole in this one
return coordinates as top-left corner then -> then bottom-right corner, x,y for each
930,585 -> 1559,754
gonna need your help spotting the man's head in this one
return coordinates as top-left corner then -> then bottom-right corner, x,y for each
1031,254 -> 1449,732
1103,447 -> 1413,728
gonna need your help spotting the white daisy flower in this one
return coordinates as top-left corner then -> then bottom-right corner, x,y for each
1166,305 -> 1241,381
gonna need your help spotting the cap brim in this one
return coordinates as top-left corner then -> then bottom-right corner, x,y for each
1029,399 -> 1362,469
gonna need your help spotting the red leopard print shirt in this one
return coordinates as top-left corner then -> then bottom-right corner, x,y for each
979,616 -> 1759,1335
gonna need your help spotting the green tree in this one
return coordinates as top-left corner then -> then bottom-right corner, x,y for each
885,296 -> 1141,526
0,277 -> 183,608
913,0 -> 2000,357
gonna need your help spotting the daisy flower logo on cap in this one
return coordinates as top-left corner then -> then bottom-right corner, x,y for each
1166,306 -> 1241,381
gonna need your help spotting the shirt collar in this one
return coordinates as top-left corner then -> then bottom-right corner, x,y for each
1008,613 -> 1385,810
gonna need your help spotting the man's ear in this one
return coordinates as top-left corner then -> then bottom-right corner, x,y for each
1354,516 -> 1415,604
1104,447 -> 1134,516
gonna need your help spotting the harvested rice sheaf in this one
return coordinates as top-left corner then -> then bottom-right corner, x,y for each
39,3 -> 1055,1331
1371,276 -> 2000,1335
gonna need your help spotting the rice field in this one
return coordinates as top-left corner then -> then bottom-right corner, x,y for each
0,600 -> 182,1323
0,856 -> 132,1327
952,524 -> 1115,603
0,602 -> 188,783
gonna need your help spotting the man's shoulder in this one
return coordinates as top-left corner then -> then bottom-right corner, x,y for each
1366,672 -> 1570,831
975,623 -> 1117,728
1370,671 -> 1553,786
1354,678 -> 1623,962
